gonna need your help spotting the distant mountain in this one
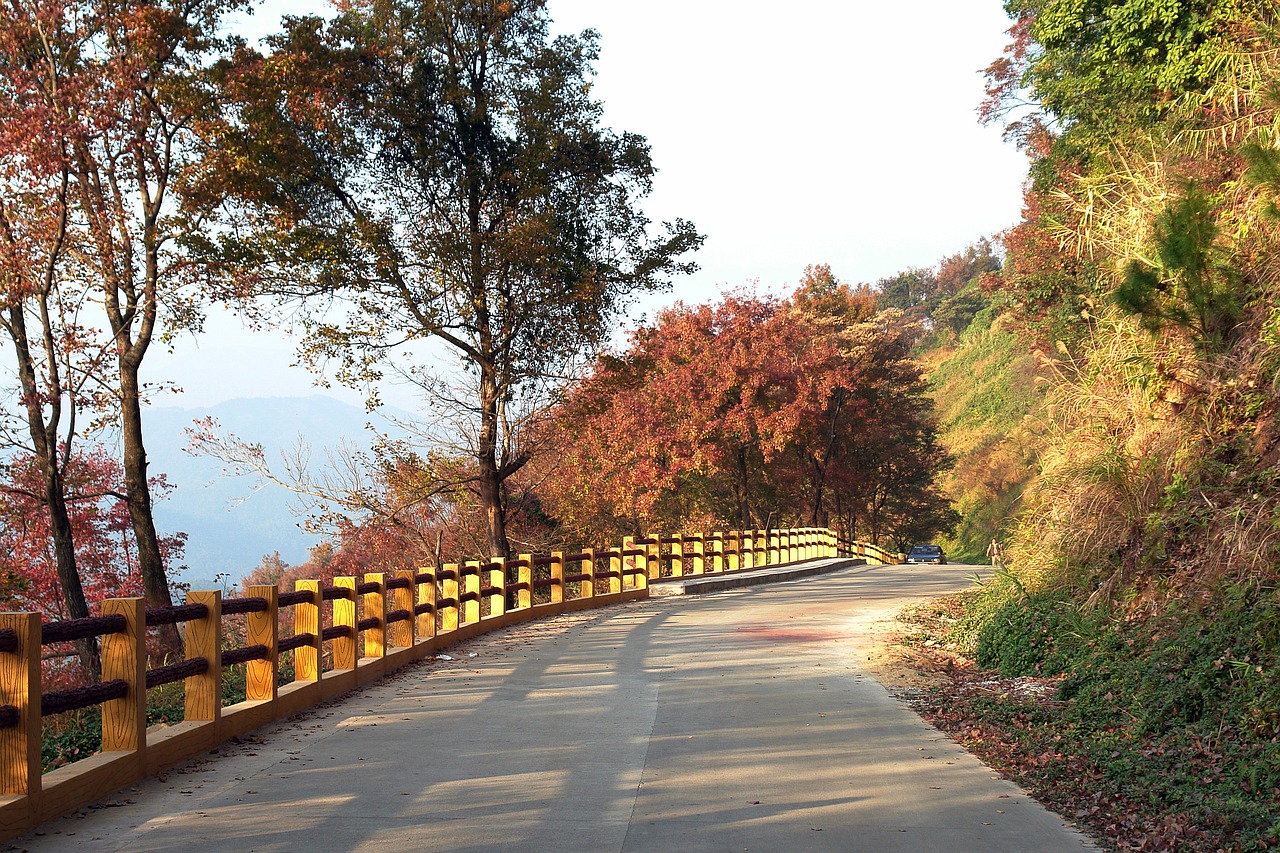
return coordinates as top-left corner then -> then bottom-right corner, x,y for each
145,396 -> 413,590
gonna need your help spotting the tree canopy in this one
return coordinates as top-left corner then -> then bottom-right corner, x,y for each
204,0 -> 701,557
537,267 -> 957,549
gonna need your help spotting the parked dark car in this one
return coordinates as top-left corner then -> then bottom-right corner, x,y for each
905,544 -> 947,565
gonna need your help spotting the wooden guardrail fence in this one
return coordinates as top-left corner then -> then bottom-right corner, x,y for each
0,526 -> 899,839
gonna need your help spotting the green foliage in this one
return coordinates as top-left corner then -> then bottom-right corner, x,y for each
208,0 -> 702,556
932,579 -> 1280,849
1059,583 -> 1280,738
972,583 -> 1092,676
926,303 -> 1048,563
876,241 -> 1001,342
1004,0 -> 1231,154
1115,185 -> 1243,354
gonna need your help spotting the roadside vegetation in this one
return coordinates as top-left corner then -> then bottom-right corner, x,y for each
878,3 -> 1280,850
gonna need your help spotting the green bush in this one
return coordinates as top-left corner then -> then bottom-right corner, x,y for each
1060,582 -> 1280,738
941,577 -> 1280,849
971,583 -> 1091,677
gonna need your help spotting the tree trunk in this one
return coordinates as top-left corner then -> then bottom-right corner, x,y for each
118,361 -> 181,657
5,306 -> 101,680
735,445 -> 752,530
476,358 -> 510,558
41,462 -> 101,681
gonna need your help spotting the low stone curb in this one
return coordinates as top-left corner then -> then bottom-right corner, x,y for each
648,556 -> 869,596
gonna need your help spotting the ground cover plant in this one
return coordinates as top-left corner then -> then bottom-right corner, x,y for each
892,587 -> 1280,852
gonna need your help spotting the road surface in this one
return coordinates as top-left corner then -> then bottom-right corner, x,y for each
9,561 -> 1096,852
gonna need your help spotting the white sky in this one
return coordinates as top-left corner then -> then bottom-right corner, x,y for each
156,0 -> 1028,410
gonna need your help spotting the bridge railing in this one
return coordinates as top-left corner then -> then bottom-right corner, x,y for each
835,536 -> 903,566
0,525 -> 892,839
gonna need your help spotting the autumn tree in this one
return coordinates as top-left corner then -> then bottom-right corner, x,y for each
1,0 -> 108,674
1,0 -> 245,654
0,446 -> 185,682
539,269 -> 956,547
203,0 -> 701,558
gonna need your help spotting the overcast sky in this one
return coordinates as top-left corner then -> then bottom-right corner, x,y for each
155,0 -> 1028,410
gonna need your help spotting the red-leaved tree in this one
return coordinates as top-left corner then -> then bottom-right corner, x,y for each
536,267 -> 957,547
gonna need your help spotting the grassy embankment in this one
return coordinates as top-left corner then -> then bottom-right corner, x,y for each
913,294 -> 1280,851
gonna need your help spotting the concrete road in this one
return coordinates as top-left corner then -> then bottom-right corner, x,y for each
9,561 -> 1096,852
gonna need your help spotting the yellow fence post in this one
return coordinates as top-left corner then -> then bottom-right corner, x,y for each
294,580 -> 321,682
689,535 -> 705,575
607,547 -> 623,594
579,549 -> 595,599
184,591 -> 222,725
517,555 -> 533,610
333,577 -> 357,671
768,529 -> 780,565
440,564 -> 460,633
727,530 -> 740,571
0,611 -> 41,819
415,569 -> 437,642
391,571 -> 415,649
623,537 -> 647,591
463,561 -> 481,624
363,573 -> 386,659
669,535 -> 683,577
710,531 -> 724,573
245,584 -> 279,703
99,598 -> 146,755
487,561 -> 505,618
645,536 -> 661,581
550,552 -> 565,604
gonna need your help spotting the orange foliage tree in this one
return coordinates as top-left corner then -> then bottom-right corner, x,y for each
536,267 -> 957,548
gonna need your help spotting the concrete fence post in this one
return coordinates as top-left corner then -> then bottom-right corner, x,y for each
415,569 -> 437,642
246,585 -> 279,702
517,555 -> 533,610
670,535 -> 684,577
183,591 -> 222,725
550,552 -> 565,604
580,549 -> 595,598
487,561 -> 505,618
462,562 -> 481,624
0,611 -> 41,820
645,536 -> 661,581
294,580 -> 322,681
689,535 -> 704,575
99,598 -> 146,762
363,574 -> 386,659
391,572 -> 414,650
333,577 -> 357,670
440,565 -> 459,633
606,547 -> 623,594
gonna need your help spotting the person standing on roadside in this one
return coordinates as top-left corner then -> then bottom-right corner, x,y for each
986,537 -> 1003,566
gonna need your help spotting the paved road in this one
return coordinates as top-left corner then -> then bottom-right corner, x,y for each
10,561 -> 1096,852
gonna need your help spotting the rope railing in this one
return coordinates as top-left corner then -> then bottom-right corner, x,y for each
0,525 -> 896,840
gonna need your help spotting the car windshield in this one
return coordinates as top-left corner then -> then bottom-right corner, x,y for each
910,546 -> 940,555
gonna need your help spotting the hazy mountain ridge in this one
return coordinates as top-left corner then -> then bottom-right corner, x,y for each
145,395 -> 412,589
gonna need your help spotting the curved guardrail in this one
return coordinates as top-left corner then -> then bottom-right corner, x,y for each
0,526 -> 898,839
